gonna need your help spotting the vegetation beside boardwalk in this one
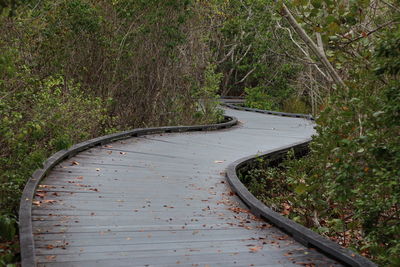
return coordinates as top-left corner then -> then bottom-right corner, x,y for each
0,1 -> 223,264
238,1 -> 400,265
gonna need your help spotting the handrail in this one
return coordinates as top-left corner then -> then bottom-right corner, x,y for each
18,116 -> 238,267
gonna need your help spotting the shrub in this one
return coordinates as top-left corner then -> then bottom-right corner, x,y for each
244,86 -> 276,110
282,97 -> 310,114
192,64 -> 224,123
0,72 -> 110,216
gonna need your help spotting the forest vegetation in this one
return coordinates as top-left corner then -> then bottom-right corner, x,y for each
0,0 -> 399,266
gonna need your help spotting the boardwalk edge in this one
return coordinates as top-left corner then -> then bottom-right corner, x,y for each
225,137 -> 377,265
19,115 -> 238,267
221,102 -> 315,120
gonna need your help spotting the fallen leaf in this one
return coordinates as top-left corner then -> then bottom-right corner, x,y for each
39,185 -> 55,189
278,235 -> 288,240
249,246 -> 262,253
43,200 -> 57,204
35,193 -> 46,198
71,161 -> 79,166
45,255 -> 56,260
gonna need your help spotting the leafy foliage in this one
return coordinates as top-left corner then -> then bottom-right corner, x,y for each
244,86 -> 275,110
240,17 -> 400,265
192,64 -> 224,123
0,72 -> 110,212
0,1 -> 224,264
206,0 -> 306,110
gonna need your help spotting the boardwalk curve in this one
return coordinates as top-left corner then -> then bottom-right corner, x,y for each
21,105 -> 345,266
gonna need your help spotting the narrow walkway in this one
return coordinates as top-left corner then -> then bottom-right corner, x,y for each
31,107 -> 341,266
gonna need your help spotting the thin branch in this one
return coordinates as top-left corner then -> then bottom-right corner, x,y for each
280,3 -> 346,89
236,44 -> 252,65
342,19 -> 398,47
381,0 -> 400,12
218,44 -> 237,64
276,21 -> 330,80
235,67 -> 256,84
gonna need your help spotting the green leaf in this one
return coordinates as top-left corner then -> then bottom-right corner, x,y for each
294,183 -> 307,195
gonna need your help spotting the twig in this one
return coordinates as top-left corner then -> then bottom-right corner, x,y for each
342,19 -> 398,47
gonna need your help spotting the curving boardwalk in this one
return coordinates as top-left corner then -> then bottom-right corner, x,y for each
30,107 -> 341,266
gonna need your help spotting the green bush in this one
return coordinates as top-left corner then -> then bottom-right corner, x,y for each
0,72 -> 110,215
244,86 -> 276,110
282,97 -> 310,114
192,64 -> 224,124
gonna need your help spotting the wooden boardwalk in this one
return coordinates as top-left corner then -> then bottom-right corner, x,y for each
31,107 -> 342,266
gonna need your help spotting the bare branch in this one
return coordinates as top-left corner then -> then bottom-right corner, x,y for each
217,44 -> 238,64
280,3 -> 346,89
276,21 -> 330,80
236,44 -> 252,65
235,67 -> 256,84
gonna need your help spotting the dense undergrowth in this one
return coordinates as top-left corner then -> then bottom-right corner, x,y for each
236,1 -> 399,265
240,26 -> 400,266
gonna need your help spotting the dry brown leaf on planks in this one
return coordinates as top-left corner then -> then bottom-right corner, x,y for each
249,246 -> 262,252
